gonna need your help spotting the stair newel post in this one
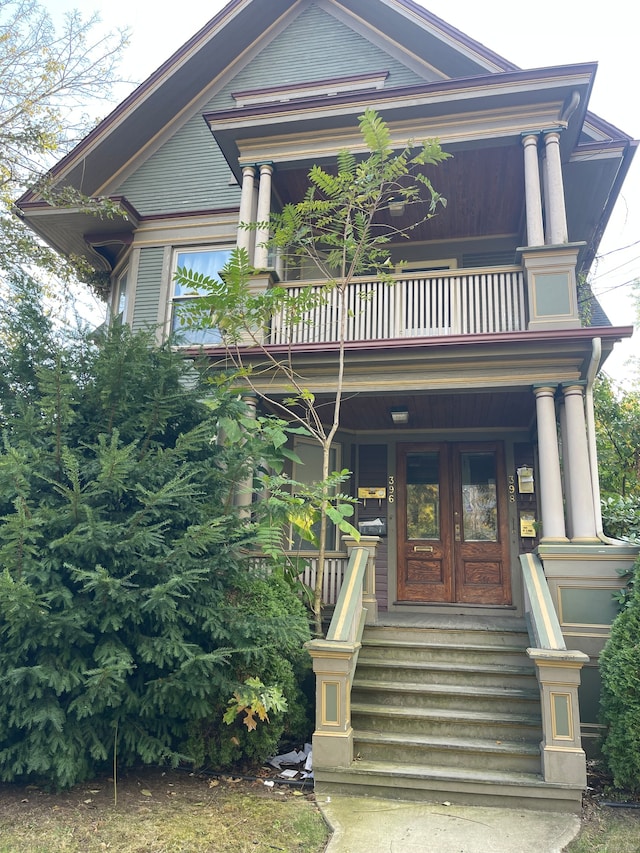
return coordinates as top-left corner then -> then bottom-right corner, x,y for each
343,535 -> 380,625
527,650 -> 588,786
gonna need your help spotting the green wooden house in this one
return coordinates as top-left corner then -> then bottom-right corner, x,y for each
16,0 -> 638,811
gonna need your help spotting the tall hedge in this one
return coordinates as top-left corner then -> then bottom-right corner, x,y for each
0,288 -> 311,788
599,557 -> 640,792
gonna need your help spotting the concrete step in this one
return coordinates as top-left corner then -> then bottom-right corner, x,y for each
353,730 -> 542,774
364,619 -> 529,648
354,658 -> 538,689
359,638 -> 531,667
314,761 -> 583,813
352,679 -> 540,713
351,702 -> 542,743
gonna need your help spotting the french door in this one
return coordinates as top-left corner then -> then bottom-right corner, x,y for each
397,442 -> 511,605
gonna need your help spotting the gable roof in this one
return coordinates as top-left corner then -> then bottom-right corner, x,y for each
12,0 -> 528,206
15,0 -> 637,275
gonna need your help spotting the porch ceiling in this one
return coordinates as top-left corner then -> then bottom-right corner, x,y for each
306,388 -> 537,432
273,145 -> 525,245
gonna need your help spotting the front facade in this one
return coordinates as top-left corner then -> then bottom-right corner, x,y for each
17,0 -> 638,808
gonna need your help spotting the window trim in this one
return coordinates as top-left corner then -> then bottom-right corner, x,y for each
170,245 -> 233,346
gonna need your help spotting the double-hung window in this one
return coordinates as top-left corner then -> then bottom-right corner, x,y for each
171,247 -> 232,345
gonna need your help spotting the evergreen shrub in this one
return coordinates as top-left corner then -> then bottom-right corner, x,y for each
600,556 -> 640,793
0,292 -> 311,788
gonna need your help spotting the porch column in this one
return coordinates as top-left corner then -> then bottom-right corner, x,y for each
254,163 -> 274,270
235,395 -> 257,517
237,165 -> 257,262
543,131 -> 568,245
522,134 -> 545,247
558,400 -> 574,539
562,384 -> 598,541
534,385 -> 568,542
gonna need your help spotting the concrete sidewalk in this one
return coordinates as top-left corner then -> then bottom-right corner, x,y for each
318,795 -> 581,853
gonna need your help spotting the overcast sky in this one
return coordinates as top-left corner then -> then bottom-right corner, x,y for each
48,0 -> 640,384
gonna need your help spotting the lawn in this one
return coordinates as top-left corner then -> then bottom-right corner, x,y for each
0,767 -> 329,853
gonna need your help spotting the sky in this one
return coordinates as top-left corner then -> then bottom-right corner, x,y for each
47,0 -> 640,385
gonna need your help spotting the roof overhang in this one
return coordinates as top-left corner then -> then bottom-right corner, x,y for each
205,64 -> 598,175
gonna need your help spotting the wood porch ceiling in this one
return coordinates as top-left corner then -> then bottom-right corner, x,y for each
274,145 -> 525,243
265,389 -> 536,432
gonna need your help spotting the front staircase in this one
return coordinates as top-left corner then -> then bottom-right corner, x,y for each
313,615 -> 584,812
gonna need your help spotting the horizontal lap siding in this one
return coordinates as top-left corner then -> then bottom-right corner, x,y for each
207,2 -> 427,111
116,3 -> 427,216
116,128 -> 240,217
132,247 -> 165,331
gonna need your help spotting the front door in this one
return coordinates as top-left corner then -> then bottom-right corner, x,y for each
397,442 -> 511,605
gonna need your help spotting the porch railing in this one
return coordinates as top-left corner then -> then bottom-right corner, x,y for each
270,266 -> 526,345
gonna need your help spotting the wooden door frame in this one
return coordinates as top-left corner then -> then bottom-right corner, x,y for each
396,441 -> 511,605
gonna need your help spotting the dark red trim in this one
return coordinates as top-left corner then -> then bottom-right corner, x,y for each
138,207 -> 240,223
181,325 -> 633,359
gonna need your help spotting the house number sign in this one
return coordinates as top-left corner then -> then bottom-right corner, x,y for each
388,475 -> 395,504
508,474 -> 516,502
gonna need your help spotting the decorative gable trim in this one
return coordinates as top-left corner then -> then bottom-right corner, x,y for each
232,71 -> 389,107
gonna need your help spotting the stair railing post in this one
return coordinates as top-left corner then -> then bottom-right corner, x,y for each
343,535 -> 379,625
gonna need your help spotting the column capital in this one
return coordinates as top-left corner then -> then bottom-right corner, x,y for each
543,127 -> 566,138
561,381 -> 587,391
533,384 -> 559,397
521,131 -> 541,143
257,162 -> 274,174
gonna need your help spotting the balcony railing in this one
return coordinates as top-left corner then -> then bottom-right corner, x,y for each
270,266 -> 526,345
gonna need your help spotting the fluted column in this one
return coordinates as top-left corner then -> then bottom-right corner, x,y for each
237,165 -> 257,261
254,163 -> 274,270
522,134 -> 545,247
543,131 -> 568,245
562,384 -> 598,541
534,385 -> 568,542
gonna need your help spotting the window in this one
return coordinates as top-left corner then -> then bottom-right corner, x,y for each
291,439 -> 341,551
113,267 -> 128,320
171,247 -> 232,345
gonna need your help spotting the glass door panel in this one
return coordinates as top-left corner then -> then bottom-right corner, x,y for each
406,452 -> 440,539
460,452 -> 498,542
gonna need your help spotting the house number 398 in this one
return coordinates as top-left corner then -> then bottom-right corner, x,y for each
388,475 -> 395,504
508,474 -> 516,502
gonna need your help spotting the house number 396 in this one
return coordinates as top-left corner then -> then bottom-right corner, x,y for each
388,475 -> 395,504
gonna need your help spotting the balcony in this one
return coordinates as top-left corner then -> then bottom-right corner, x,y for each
269,266 -> 526,346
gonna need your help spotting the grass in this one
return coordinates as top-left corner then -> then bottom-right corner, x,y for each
0,768 -> 329,853
565,808 -> 640,852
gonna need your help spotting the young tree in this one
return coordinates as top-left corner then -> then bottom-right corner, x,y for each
0,0 -> 128,284
175,109 -> 449,635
